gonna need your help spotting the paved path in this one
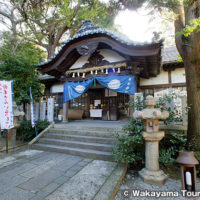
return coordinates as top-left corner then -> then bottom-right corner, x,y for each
0,149 -> 117,200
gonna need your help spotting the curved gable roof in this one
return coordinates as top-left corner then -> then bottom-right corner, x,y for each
38,20 -> 163,79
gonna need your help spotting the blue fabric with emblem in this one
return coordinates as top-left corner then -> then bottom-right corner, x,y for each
63,78 -> 94,102
63,75 -> 137,102
95,75 -> 136,95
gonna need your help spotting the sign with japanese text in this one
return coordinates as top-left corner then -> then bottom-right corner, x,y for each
0,81 -> 14,129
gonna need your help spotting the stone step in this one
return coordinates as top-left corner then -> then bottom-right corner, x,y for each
44,133 -> 116,144
53,124 -> 123,132
93,163 -> 127,200
48,128 -> 120,137
38,138 -> 114,152
32,143 -> 113,161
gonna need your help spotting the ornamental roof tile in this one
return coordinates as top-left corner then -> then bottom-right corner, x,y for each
162,45 -> 179,64
39,20 -> 159,66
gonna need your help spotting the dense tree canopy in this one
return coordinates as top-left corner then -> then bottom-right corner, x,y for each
0,0 -> 118,58
0,34 -> 44,105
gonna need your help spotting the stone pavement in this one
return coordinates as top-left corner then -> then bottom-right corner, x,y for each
0,149 -> 119,200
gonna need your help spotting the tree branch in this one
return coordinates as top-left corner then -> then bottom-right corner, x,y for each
54,25 -> 69,45
174,0 -> 185,58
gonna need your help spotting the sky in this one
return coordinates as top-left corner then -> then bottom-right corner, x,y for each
114,8 -> 174,44
115,9 -> 157,42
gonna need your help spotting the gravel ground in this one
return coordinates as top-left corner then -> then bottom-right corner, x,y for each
115,169 -> 200,200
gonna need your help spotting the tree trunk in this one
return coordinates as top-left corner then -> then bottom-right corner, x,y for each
47,44 -> 56,59
183,34 -> 200,151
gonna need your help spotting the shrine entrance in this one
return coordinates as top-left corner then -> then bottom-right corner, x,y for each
38,20 -> 163,123
68,84 -> 130,121
88,87 -> 129,120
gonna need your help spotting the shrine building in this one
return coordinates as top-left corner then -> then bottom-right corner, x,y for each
38,20 -> 163,121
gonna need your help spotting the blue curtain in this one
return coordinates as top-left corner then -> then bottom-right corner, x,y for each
63,75 -> 137,102
95,75 -> 137,95
63,78 -> 94,102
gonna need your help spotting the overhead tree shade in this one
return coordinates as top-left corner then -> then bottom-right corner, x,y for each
63,75 -> 137,103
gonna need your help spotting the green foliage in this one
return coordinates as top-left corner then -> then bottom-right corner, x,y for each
112,118 -> 145,165
112,94 -> 186,168
17,120 -> 50,141
160,132 -> 186,166
0,35 -> 44,105
8,0 -> 116,57
177,54 -> 183,62
155,93 -> 183,124
177,17 -> 200,37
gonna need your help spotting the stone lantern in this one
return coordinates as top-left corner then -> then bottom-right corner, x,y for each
133,95 -> 169,186
7,102 -> 25,147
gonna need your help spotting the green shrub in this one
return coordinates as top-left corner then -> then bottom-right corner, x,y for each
17,120 -> 50,141
160,132 -> 186,166
112,119 -> 145,165
112,94 -> 186,168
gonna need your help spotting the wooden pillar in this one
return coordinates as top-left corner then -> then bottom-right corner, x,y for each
63,102 -> 69,122
129,95 -> 134,117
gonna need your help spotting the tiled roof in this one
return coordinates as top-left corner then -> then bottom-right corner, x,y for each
39,20 -> 160,66
162,45 -> 179,64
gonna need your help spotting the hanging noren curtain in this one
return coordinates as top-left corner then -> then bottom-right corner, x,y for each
63,75 -> 137,103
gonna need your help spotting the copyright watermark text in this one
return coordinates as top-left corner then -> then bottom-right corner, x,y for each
121,189 -> 200,198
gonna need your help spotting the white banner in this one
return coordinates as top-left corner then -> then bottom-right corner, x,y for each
40,102 -> 46,120
47,98 -> 54,122
30,88 -> 35,128
0,81 -> 14,129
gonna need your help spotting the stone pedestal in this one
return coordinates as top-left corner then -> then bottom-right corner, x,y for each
139,168 -> 168,186
139,131 -> 168,186
133,95 -> 169,186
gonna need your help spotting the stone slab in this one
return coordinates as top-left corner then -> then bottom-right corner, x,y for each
0,150 -> 126,200
0,187 -> 35,200
19,168 -> 63,193
93,163 -> 127,200
45,160 -> 117,200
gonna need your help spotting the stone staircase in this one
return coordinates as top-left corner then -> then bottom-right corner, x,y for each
31,121 -> 125,161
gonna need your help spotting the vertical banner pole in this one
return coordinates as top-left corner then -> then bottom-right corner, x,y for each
13,128 -> 15,152
6,130 -> 8,153
34,125 -> 38,137
11,81 -> 15,152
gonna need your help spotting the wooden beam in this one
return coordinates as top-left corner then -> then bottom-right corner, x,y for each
140,83 -> 186,89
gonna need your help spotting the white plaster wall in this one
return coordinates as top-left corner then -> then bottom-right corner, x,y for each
70,55 -> 90,69
99,49 -> 125,62
140,71 -> 169,86
171,68 -> 186,83
50,83 -> 64,93
69,49 -> 125,70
